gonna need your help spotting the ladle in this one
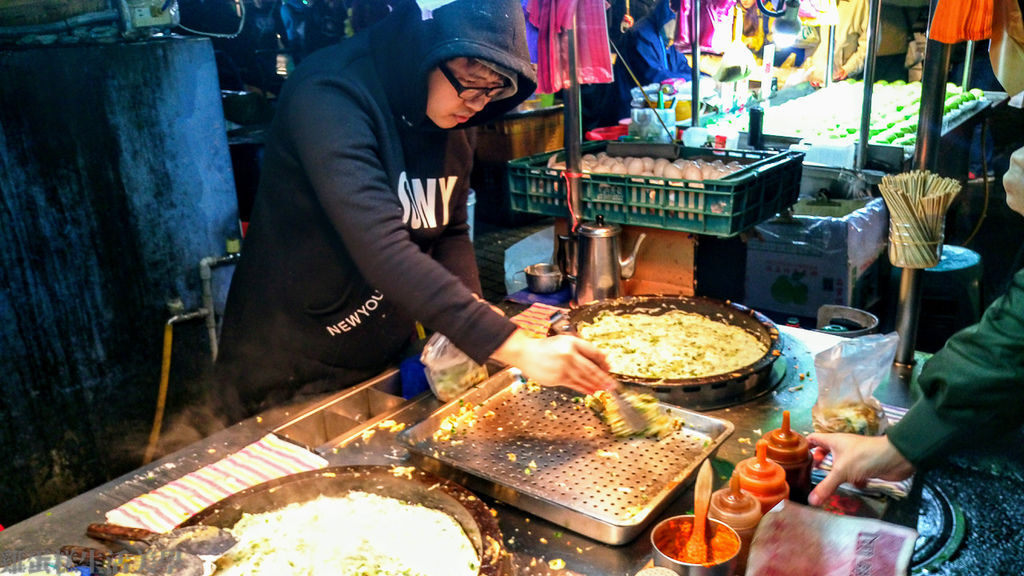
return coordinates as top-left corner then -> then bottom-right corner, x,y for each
87,523 -> 237,557
685,459 -> 713,564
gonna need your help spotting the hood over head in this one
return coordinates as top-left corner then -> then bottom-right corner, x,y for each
368,0 -> 538,129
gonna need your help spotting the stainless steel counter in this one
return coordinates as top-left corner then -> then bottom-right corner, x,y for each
0,327 -> 915,575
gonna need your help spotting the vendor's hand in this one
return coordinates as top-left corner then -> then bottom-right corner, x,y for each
1004,145 -> 1024,217
491,330 -> 617,395
806,433 -> 916,506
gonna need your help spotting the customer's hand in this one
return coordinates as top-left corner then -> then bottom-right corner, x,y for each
491,330 -> 618,395
1004,145 -> 1024,216
806,433 -> 916,506
783,66 -> 814,88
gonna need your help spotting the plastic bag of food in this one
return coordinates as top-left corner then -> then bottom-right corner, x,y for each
420,333 -> 488,402
812,332 -> 899,435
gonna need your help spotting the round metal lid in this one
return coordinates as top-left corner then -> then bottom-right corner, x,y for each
578,215 -> 620,238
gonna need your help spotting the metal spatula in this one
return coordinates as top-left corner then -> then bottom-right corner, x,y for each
547,311 -> 648,436
607,385 -> 649,436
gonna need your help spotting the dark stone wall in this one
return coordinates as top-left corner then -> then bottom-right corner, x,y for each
0,38 -> 238,526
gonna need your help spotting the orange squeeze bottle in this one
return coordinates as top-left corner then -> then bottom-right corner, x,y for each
761,410 -> 813,504
734,439 -> 789,514
709,471 -> 762,575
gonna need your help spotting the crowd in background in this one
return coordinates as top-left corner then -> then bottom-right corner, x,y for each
178,0 -> 410,97
181,0 -> 1005,116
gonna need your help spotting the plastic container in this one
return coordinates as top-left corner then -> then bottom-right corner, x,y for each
629,108 -> 677,143
734,440 -> 789,514
888,220 -> 944,269
507,141 -> 804,238
585,125 -> 629,141
420,333 -> 488,402
761,410 -> 813,504
709,472 -> 762,576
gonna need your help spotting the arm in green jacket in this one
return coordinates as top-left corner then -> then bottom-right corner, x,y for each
887,267 -> 1024,467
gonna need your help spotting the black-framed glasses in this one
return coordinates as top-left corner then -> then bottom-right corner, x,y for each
438,62 -> 511,102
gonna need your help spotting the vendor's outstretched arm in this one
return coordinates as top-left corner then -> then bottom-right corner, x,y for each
491,330 -> 618,395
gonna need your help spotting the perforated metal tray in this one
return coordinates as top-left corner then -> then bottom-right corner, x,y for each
399,369 -> 734,545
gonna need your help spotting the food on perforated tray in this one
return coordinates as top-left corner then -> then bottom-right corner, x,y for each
586,389 -> 682,438
577,309 -> 768,380
215,491 -> 479,576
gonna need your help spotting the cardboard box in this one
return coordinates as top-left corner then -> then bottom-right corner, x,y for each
474,105 -> 564,163
744,197 -> 888,319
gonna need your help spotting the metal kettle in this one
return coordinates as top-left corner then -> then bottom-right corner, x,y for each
575,216 -> 647,305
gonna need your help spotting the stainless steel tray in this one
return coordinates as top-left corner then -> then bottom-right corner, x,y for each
398,368 -> 734,545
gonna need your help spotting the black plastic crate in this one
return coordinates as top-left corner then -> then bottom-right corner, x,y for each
508,142 -> 804,237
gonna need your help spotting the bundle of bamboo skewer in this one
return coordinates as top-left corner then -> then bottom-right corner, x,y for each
879,170 -> 962,268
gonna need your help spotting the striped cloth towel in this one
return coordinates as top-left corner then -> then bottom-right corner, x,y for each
105,434 -> 328,533
510,302 -> 567,338
813,404 -> 914,500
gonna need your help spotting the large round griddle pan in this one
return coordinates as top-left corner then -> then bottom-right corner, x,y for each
554,295 -> 783,409
179,465 -> 513,576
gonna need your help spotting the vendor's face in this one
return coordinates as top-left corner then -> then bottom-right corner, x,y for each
427,57 -> 509,128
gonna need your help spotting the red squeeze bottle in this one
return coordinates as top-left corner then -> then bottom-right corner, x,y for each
735,439 -> 790,514
762,410 -> 813,504
709,471 -> 762,576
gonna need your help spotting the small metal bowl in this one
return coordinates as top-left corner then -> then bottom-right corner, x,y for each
651,515 -> 740,576
523,263 -> 563,294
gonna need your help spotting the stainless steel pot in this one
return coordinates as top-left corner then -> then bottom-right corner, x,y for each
523,263 -> 563,294
651,516 -> 740,575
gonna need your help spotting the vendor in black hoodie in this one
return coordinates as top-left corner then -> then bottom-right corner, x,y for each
216,0 -> 616,416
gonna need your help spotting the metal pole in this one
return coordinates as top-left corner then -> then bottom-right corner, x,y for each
856,0 -> 882,169
961,39 -> 976,89
824,24 -> 836,88
894,0 -> 951,369
690,0 -> 701,127
565,15 -> 583,231
913,45 -> 951,172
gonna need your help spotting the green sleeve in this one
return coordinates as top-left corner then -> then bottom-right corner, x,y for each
887,267 -> 1024,467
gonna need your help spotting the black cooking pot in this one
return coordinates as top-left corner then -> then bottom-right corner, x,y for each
552,295 -> 783,409
179,465 -> 513,576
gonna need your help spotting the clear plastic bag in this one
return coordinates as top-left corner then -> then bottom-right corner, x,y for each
812,332 -> 899,435
420,333 -> 489,402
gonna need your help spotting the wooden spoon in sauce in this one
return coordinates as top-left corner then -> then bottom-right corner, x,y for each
685,459 -> 713,564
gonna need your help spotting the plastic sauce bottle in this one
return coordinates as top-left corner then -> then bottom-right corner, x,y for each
709,471 -> 762,576
735,439 -> 790,514
761,410 -> 813,504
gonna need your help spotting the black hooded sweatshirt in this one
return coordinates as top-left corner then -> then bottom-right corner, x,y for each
216,0 -> 537,415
